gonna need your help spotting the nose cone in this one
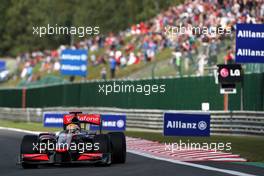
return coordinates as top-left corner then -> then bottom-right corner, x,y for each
56,143 -> 69,152
56,148 -> 68,153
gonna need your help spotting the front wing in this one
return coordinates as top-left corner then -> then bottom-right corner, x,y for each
18,152 -> 111,165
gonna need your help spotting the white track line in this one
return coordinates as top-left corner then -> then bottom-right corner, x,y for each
0,127 -> 258,176
128,150 -> 257,176
0,127 -> 40,134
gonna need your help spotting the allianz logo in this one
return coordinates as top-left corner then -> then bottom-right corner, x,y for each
166,120 -> 207,130
45,117 -> 63,123
102,120 -> 124,128
61,54 -> 87,61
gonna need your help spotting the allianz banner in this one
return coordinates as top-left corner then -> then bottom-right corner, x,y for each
43,112 -> 65,127
90,115 -> 126,131
60,49 -> 88,76
236,23 -> 264,63
43,112 -> 126,131
0,60 -> 6,71
163,113 -> 210,136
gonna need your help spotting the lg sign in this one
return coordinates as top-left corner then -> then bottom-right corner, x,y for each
220,68 -> 229,78
218,64 -> 242,83
220,68 -> 240,78
230,69 -> 241,76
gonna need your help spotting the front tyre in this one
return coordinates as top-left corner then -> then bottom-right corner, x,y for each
108,132 -> 126,164
94,134 -> 111,166
20,135 -> 39,169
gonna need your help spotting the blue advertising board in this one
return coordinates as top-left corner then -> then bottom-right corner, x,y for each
0,60 -> 6,71
236,24 -> 264,63
43,112 -> 126,131
163,113 -> 210,136
43,112 -> 65,127
90,115 -> 126,131
60,49 -> 88,76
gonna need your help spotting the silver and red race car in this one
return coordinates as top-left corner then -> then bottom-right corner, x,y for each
18,112 -> 126,168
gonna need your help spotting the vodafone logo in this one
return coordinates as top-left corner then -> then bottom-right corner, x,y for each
63,114 -> 74,124
220,68 -> 229,78
63,114 -> 100,125
79,116 -> 100,124
78,114 -> 100,125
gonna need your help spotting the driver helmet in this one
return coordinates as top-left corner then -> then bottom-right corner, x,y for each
66,124 -> 80,133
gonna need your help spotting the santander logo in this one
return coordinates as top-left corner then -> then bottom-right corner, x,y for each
220,68 -> 229,78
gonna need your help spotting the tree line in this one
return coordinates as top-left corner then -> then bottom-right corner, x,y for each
0,0 -> 183,57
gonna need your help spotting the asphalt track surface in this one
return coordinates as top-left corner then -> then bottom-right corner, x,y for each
0,129 -> 263,176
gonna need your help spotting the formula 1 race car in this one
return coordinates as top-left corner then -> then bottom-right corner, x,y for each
18,112 -> 126,168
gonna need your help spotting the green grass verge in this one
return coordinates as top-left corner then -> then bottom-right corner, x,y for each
1,119 -> 263,162
0,119 -> 58,132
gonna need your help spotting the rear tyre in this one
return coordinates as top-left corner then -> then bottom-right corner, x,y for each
108,132 -> 126,164
20,135 -> 39,169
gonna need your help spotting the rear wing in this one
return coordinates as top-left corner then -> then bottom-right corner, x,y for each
63,112 -> 102,132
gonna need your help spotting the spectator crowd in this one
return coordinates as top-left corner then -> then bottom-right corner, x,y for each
15,0 -> 264,82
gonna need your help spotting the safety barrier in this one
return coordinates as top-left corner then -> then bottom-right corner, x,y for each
0,73 -> 263,111
0,107 -> 263,136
